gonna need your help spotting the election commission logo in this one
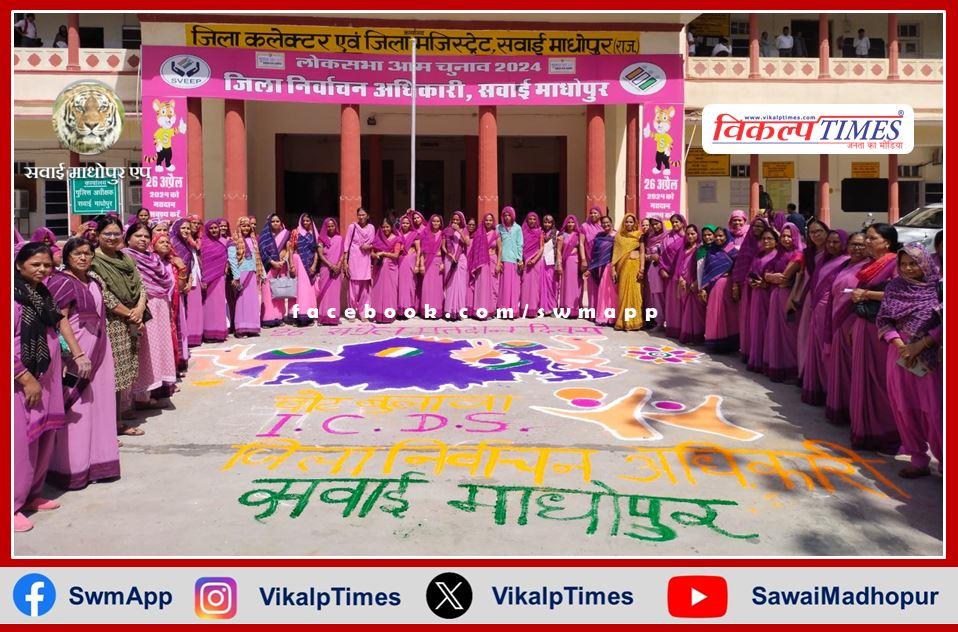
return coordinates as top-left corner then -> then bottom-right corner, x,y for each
426,572 -> 473,619
13,573 -> 56,617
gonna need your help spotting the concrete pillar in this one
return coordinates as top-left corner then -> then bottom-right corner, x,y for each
888,14 -> 900,80
888,154 -> 899,223
585,104 -> 607,212
749,154 -> 760,218
749,13 -> 760,78
186,97 -> 204,218
67,14 -> 80,72
819,154 -> 831,225
465,135 -> 478,219
339,104 -> 362,229
819,14 -> 830,78
625,104 -> 638,215
478,106 -> 499,221
223,99 -> 247,226
368,134 -> 383,222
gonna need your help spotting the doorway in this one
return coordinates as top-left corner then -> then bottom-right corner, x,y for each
798,180 -> 819,217
283,172 -> 339,225
899,181 -> 921,215
414,160 -> 445,217
512,173 -> 560,219
789,19 -> 823,57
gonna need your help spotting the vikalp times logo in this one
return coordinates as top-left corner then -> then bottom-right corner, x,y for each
160,55 -> 211,89
702,104 -> 914,154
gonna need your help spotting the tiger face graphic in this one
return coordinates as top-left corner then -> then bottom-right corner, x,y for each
52,81 -> 124,155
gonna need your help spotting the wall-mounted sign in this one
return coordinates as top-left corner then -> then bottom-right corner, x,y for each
851,161 -> 881,178
52,80 -> 125,155
762,162 -> 795,179
703,104 -> 914,154
68,177 -> 122,215
686,148 -> 730,177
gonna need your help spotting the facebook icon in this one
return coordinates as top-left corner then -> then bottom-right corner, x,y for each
13,573 -> 56,617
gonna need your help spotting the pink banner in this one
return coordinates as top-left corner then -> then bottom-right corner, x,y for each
640,103 -> 684,220
141,46 -> 683,106
141,96 -> 189,222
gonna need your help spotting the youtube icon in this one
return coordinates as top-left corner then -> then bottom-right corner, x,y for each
668,576 -> 728,618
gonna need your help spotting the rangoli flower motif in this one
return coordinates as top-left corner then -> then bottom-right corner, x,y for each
625,345 -> 702,364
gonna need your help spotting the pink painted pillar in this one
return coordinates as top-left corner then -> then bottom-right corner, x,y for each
223,99 -> 247,227
187,97 -> 204,218
819,154 -> 831,225
585,104 -> 607,212
339,104 -> 362,229
888,14 -> 900,80
749,13 -> 760,78
625,104 -> 638,215
819,14 -> 830,78
478,106 -> 499,221
67,14 -> 80,72
749,154 -> 760,218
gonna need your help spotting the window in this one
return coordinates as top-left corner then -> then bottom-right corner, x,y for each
730,20 -> 749,36
898,164 -> 922,178
43,180 -> 70,238
925,182 -> 943,205
898,23 -> 920,58
122,25 -> 141,49
127,161 -> 142,210
731,164 -> 750,178
841,178 -> 888,213
14,160 -> 35,175
78,26 -> 104,48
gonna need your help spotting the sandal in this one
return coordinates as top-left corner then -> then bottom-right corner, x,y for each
120,409 -> 137,421
14,512 -> 33,532
24,497 -> 60,511
117,424 -> 145,437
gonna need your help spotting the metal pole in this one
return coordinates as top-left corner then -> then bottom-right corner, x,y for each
410,37 -> 417,212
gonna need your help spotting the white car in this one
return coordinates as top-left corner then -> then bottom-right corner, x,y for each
893,204 -> 941,251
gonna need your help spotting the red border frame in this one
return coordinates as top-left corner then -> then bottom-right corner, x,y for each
4,1 -> 954,573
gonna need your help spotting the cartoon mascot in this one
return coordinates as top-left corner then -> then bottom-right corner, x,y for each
152,99 -> 187,173
643,105 -> 675,176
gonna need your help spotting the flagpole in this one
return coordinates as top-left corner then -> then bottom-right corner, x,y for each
410,37 -> 417,212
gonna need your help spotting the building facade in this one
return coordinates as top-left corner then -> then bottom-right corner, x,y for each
13,11 -> 943,237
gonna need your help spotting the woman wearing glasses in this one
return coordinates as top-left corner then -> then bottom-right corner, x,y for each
46,237 -> 121,491
89,216 -> 148,435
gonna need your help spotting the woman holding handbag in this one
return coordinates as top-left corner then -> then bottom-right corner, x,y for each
258,213 -> 292,327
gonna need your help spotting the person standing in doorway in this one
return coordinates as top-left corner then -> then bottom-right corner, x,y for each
776,26 -> 794,57
853,28 -> 871,57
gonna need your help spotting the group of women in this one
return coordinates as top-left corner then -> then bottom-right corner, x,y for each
650,210 -> 943,481
14,205 -> 943,534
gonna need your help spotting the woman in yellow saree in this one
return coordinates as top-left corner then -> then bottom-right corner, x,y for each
612,213 -> 645,331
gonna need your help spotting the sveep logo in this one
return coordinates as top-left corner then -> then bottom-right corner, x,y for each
13,573 -> 56,617
160,55 -> 211,89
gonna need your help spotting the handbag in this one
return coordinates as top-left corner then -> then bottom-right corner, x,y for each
269,275 -> 297,299
853,300 -> 881,322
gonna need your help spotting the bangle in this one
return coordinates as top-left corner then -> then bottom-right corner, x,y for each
73,352 -> 86,359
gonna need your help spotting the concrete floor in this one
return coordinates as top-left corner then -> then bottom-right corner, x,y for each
15,318 -> 943,557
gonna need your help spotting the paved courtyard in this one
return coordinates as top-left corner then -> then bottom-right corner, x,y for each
15,318 -> 943,557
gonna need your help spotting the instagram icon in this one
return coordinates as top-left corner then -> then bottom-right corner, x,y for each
195,577 -> 237,619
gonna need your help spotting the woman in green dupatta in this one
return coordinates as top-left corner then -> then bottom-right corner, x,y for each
612,213 -> 646,331
90,216 -> 147,435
